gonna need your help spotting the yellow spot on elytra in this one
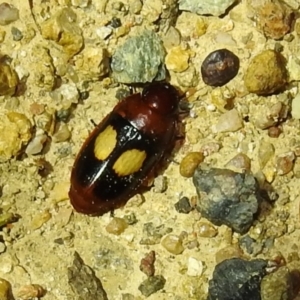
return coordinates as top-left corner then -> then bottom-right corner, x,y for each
94,125 -> 117,160
113,149 -> 147,176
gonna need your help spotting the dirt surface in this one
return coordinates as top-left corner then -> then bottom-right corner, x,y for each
0,1 -> 300,299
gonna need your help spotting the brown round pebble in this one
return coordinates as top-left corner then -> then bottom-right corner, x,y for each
196,221 -> 218,238
180,152 -> 204,178
268,126 -> 282,138
106,217 -> 128,235
201,48 -> 240,87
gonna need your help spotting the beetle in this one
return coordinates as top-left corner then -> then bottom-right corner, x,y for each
69,81 -> 181,216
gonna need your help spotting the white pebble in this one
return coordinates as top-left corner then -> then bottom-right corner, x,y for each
96,26 -> 113,40
213,108 -> 243,132
187,257 -> 204,276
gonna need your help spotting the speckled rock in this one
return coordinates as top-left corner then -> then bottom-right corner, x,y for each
0,58 -> 19,96
244,50 -> 287,95
208,258 -> 267,300
179,0 -> 238,16
74,47 -> 110,81
140,222 -> 173,245
41,8 -> 83,58
68,252 -> 108,300
111,30 -> 166,83
193,165 -> 261,233
247,0 -> 294,40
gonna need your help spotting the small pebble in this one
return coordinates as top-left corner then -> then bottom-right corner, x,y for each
165,46 -> 190,73
196,222 -> 218,238
201,49 -> 240,87
162,26 -> 181,48
25,131 -> 47,155
96,26 -> 113,40
253,101 -> 288,130
106,217 -> 128,235
11,26 -> 23,41
201,142 -> 222,156
17,284 -> 46,300
161,234 -> 184,255
138,275 -> 166,297
153,175 -> 167,193
268,126 -> 282,138
30,103 -> 45,115
187,257 -> 204,277
106,17 -> 121,28
140,251 -> 156,277
31,210 -> 52,230
276,151 -> 295,175
0,3 -> 19,25
225,153 -> 251,172
179,152 -> 204,178
215,245 -> 244,264
258,141 -> 275,169
52,123 -> 71,143
174,197 -> 193,214
244,50 -> 287,95
214,109 -> 243,133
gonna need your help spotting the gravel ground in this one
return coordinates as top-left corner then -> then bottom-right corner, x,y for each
0,1 -> 300,299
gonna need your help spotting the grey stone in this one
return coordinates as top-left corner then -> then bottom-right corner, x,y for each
193,165 -> 261,233
208,258 -> 267,300
138,275 -> 166,297
68,252 -> 108,300
111,30 -> 166,83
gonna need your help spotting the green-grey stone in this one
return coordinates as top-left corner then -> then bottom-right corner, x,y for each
111,30 -> 166,83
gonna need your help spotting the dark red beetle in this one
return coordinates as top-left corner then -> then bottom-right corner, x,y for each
69,82 -> 181,215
